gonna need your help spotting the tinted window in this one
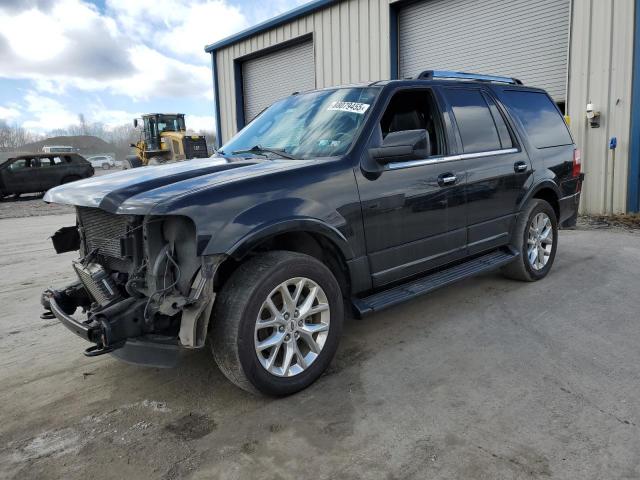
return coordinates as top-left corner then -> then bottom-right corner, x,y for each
40,157 -> 62,167
9,159 -> 27,171
445,89 -> 502,153
483,94 -> 513,149
504,91 -> 573,148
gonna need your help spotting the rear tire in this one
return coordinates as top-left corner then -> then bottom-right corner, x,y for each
210,251 -> 343,396
502,199 -> 558,281
102,163 -> 110,170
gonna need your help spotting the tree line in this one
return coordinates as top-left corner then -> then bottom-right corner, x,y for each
0,114 -> 217,155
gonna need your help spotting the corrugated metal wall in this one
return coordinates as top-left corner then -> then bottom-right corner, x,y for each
567,0 -> 635,214
398,0 -> 570,101
214,0 -> 391,143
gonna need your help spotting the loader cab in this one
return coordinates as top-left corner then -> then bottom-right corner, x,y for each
142,114 -> 186,151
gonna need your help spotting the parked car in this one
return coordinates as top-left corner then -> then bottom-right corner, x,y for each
41,70 -> 583,395
87,155 -> 116,170
0,152 -> 94,199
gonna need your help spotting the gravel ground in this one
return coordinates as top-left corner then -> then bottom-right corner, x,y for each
0,214 -> 639,479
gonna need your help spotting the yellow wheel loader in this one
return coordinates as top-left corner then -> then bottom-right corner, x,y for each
123,113 -> 209,169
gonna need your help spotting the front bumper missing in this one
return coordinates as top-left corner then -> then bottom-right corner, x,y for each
48,295 -> 125,356
42,255 -> 225,366
45,290 -> 187,367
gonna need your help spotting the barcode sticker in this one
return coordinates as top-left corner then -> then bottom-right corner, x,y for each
327,101 -> 370,115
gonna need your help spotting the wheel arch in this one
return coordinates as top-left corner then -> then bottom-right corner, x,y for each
214,221 -> 355,298
521,181 -> 561,220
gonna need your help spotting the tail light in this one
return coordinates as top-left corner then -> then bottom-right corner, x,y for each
572,149 -> 581,178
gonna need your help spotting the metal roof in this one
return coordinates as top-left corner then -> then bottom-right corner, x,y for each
204,0 -> 336,53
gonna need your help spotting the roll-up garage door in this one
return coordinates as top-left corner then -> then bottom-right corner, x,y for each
242,40 -> 315,123
398,0 -> 570,101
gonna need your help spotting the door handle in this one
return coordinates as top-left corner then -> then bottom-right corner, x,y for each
437,173 -> 457,187
514,161 -> 528,173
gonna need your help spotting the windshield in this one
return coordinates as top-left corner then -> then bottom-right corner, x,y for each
221,87 -> 379,159
156,115 -> 185,133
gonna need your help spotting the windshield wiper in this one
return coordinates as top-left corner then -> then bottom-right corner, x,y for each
231,145 -> 298,160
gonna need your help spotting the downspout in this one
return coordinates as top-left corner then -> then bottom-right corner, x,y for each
211,52 -> 223,149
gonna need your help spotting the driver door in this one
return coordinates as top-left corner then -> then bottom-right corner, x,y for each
355,88 -> 467,288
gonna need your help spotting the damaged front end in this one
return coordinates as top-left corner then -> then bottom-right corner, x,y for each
42,207 -> 223,367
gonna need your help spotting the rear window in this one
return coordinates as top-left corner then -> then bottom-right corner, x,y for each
444,88 -> 502,153
40,157 -> 63,167
504,91 -> 573,148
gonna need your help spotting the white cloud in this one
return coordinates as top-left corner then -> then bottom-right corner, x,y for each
88,108 -> 139,130
1,6 -> 69,60
105,0 -> 248,63
185,114 -> 216,132
0,0 -> 213,99
107,45 -> 213,100
0,0 -> 309,134
20,92 -> 79,130
157,1 -> 248,63
0,105 -> 21,121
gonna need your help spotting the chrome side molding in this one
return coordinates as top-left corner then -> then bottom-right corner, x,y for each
386,148 -> 519,170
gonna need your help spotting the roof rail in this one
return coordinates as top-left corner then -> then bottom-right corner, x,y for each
415,70 -> 523,85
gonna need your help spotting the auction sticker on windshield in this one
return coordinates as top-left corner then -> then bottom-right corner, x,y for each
327,101 -> 370,114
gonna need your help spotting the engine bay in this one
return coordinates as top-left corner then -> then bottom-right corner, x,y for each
41,207 -> 221,362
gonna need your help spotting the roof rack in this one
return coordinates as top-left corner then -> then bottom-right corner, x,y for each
415,70 -> 523,85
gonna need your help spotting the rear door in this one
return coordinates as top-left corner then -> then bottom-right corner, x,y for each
38,156 -> 64,190
441,87 -> 531,255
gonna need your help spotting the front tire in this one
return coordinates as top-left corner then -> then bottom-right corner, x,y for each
210,251 -> 343,396
502,199 -> 558,281
123,156 -> 142,169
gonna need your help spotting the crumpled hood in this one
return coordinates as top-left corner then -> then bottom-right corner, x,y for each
43,157 -> 313,214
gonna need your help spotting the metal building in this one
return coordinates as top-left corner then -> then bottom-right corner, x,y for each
205,0 -> 640,214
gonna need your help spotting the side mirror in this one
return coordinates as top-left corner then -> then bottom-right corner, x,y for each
129,143 -> 136,148
369,129 -> 430,165
133,118 -> 138,128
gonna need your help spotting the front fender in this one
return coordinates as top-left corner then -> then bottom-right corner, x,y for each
202,197 -> 355,260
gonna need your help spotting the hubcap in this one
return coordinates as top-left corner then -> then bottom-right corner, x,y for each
527,212 -> 553,271
254,277 -> 330,377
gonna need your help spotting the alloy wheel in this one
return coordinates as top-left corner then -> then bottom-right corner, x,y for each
527,212 -> 553,270
254,277 -> 330,377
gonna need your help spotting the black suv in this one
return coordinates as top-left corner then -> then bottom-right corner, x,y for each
42,71 -> 582,395
0,152 -> 93,199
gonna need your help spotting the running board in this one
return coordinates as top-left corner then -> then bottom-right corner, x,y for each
352,249 -> 518,317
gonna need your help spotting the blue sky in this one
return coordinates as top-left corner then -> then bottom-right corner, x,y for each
0,0 -> 308,134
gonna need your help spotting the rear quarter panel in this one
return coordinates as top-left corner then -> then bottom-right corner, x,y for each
492,87 -> 577,201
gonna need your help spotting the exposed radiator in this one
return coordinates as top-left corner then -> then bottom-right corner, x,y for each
76,207 -> 130,270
